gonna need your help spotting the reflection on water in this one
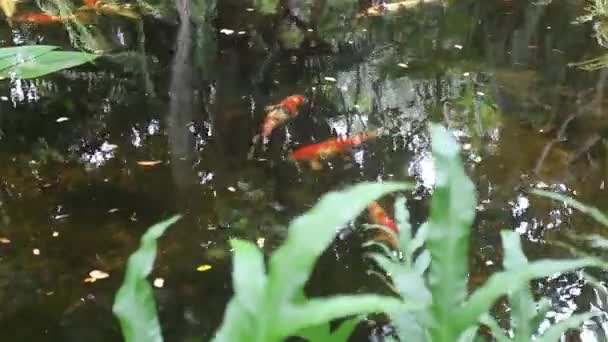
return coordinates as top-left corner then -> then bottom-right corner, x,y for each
2,0 -> 608,340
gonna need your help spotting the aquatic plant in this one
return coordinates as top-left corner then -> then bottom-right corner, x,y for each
113,216 -> 181,342
0,45 -> 98,79
368,125 -> 601,342
113,125 -> 600,342
571,0 -> 608,69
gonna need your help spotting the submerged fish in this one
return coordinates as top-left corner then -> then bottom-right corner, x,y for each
291,129 -> 378,170
12,13 -> 63,23
262,95 -> 306,138
12,11 -> 92,24
368,201 -> 399,248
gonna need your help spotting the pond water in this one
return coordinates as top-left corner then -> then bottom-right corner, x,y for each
2,0 -> 608,340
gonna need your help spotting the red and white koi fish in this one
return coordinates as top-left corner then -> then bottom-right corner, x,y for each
368,201 -> 399,248
290,129 -> 379,170
262,95 -> 306,138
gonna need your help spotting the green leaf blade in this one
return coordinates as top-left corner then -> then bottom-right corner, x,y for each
2,50 -> 98,79
112,215 -> 181,342
426,124 -> 477,341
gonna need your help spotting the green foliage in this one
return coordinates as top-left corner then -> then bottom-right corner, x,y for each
480,231 -> 594,342
212,182 -> 413,342
0,45 -> 98,79
112,216 -> 181,342
532,189 -> 608,227
112,125 -> 602,342
255,0 -> 279,14
370,124 -> 600,341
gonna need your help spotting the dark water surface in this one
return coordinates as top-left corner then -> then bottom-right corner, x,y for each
2,0 -> 608,340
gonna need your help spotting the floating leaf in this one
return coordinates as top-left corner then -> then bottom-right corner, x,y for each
0,45 -> 98,79
137,160 -> 163,167
196,264 -> 212,272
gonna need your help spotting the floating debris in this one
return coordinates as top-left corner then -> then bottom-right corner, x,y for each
324,76 -> 337,82
0,237 -> 10,244
33,248 -> 40,255
220,28 -> 235,35
227,186 -> 236,192
52,231 -> 59,237
136,160 -> 163,167
89,270 -> 109,279
454,44 -> 463,50
256,237 -> 265,248
397,62 -> 408,68
56,117 -> 69,123
153,278 -> 165,288
196,264 -> 212,272
85,270 -> 110,283
108,208 -> 119,213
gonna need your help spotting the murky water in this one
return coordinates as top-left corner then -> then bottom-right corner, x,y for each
2,0 -> 608,340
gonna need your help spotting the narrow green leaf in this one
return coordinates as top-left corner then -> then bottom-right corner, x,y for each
297,316 -> 363,342
413,249 -> 431,275
479,314 -> 511,342
532,190 -> 608,227
284,295 -> 404,335
331,316 -> 363,341
230,240 -> 267,313
395,197 -> 412,250
406,223 -> 429,267
501,231 -> 536,342
426,124 -> 477,341
268,182 -> 412,306
212,300 -> 256,342
391,311 -> 428,342
537,313 -> 593,342
112,215 -> 181,342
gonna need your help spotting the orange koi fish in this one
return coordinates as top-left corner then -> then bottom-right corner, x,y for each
291,130 -> 378,170
12,11 -> 91,24
368,201 -> 399,248
83,0 -> 99,7
262,95 -> 306,138
12,13 -> 66,23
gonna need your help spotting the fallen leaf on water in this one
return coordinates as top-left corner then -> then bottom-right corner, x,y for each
89,269 -> 110,279
84,277 -> 96,283
0,0 -> 16,18
196,264 -> 212,272
137,160 -> 163,167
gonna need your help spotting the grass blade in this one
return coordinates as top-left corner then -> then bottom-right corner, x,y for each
112,215 -> 181,342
